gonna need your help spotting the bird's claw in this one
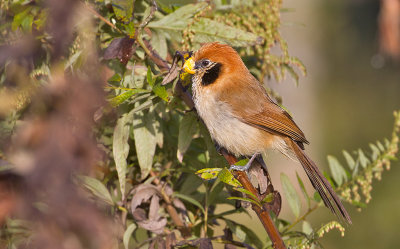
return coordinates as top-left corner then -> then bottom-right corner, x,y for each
229,153 -> 259,174
229,164 -> 251,174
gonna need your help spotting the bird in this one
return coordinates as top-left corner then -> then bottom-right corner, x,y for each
182,42 -> 352,224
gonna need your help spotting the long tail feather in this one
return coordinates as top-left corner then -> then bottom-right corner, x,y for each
285,138 -> 352,224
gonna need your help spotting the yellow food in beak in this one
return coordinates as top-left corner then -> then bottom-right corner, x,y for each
183,57 -> 196,74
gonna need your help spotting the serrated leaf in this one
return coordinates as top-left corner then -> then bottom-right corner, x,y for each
196,168 -> 222,180
77,175 -> 114,205
218,168 -> 241,187
147,68 -> 169,102
327,155 -> 347,186
113,111 -> 133,198
358,149 -> 370,168
342,150 -> 355,170
191,18 -> 263,47
123,223 -> 137,249
133,109 -> 157,179
148,3 -> 208,30
109,89 -> 149,107
112,0 -> 134,21
173,193 -> 205,214
280,173 -> 301,218
296,172 -> 310,208
177,113 -> 198,162
152,82 -> 169,102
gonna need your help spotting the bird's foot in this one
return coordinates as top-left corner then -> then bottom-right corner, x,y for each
229,153 -> 259,173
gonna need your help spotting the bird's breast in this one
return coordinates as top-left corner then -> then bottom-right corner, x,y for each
192,81 -> 280,156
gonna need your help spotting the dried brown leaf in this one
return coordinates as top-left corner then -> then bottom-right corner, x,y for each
103,36 -> 136,64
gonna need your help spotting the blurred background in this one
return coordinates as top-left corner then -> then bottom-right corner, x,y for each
269,0 -> 400,248
1,0 -> 399,248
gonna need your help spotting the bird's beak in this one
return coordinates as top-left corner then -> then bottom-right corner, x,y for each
183,57 -> 196,74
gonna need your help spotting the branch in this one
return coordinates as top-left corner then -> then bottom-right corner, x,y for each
140,41 -> 286,248
220,149 -> 287,249
149,171 -> 191,238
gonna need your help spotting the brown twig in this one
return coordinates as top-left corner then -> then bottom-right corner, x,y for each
84,3 -> 122,33
149,171 -> 191,238
139,32 -> 286,249
220,150 -> 287,249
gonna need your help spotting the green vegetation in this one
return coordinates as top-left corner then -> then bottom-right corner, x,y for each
0,0 -> 398,248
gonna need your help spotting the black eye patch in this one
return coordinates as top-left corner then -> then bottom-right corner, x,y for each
201,63 -> 221,86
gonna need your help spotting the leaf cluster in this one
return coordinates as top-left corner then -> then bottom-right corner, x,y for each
0,1 -> 399,249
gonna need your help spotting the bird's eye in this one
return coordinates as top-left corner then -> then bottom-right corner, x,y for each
202,60 -> 210,67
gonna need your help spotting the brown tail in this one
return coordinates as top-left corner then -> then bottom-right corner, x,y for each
285,138 -> 352,224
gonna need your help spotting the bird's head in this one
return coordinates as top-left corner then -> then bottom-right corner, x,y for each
183,42 -> 248,86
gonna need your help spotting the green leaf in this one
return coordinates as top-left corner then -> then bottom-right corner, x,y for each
133,108 -> 158,179
218,168 -> 241,187
173,193 -> 205,214
227,196 -> 261,207
280,173 -> 301,218
152,82 -> 169,102
148,3 -> 208,31
77,175 -> 114,205
302,221 -> 313,235
261,193 -> 274,203
351,200 -> 367,209
233,187 -> 258,200
296,172 -> 310,208
12,6 -> 33,31
123,223 -> 137,249
147,68 -> 169,102
109,89 -> 149,107
147,67 -> 154,87
377,141 -> 385,152
177,113 -> 198,162
196,168 -> 222,180
342,150 -> 356,170
112,0 -> 134,21
191,18 -> 263,47
125,22 -> 135,37
113,111 -> 133,198
358,149 -> 370,168
225,219 -> 263,249
369,143 -> 380,161
199,122 -> 227,168
234,159 -> 248,167
148,3 -> 262,47
151,30 -> 168,59
314,191 -> 321,202
327,155 -> 347,186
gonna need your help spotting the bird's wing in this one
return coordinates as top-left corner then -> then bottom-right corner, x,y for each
241,109 -> 309,145
220,74 -> 309,145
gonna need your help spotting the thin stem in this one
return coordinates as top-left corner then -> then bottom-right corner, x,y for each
84,3 -> 122,33
204,182 -> 209,237
284,204 -> 319,232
